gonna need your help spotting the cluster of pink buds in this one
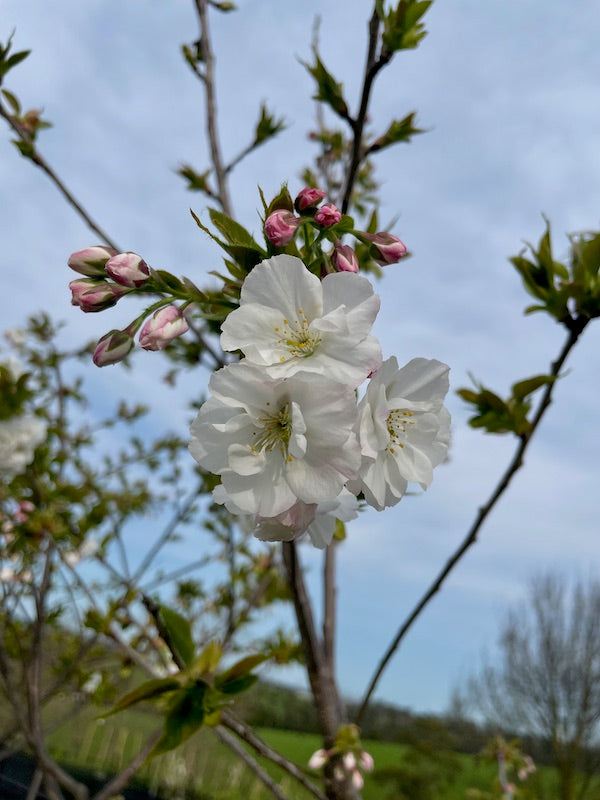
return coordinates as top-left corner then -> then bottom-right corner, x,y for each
263,187 -> 407,274
68,246 -> 149,313
68,246 -> 189,367
308,748 -> 374,790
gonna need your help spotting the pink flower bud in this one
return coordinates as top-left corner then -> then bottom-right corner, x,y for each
264,209 -> 301,247
105,252 -> 150,288
308,749 -> 330,770
331,243 -> 359,273
294,186 -> 326,213
92,330 -> 134,367
359,751 -> 374,772
139,305 -> 189,351
351,769 -> 364,790
68,246 -> 119,277
363,232 -> 407,265
69,278 -> 131,312
314,202 -> 342,228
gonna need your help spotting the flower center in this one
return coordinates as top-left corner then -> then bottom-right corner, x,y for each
251,402 -> 292,456
386,408 -> 415,454
274,308 -> 322,361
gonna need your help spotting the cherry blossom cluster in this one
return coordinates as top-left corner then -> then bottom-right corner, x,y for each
67,247 -> 189,365
264,186 -> 408,274
308,747 -> 374,791
189,254 -> 450,547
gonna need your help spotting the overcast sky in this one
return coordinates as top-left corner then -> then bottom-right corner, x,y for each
1,0 -> 599,714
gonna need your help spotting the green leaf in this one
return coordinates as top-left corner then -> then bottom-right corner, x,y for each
104,677 -> 180,717
511,374 -> 554,401
151,683 -> 207,757
300,52 -> 349,119
1,88 -> 20,114
12,138 -> 34,159
178,164 -> 212,193
581,233 -> 600,280
254,103 -> 286,145
208,207 -> 263,250
382,1 -> 433,53
216,673 -> 258,695
191,640 -> 222,677
265,184 -> 294,216
368,112 -> 425,152
159,606 -> 195,668
215,653 -> 267,686
0,48 -> 30,80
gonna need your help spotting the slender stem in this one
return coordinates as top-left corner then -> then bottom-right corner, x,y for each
90,730 -> 162,800
192,0 -> 233,216
220,712 -> 328,800
323,544 -> 336,684
214,726 -> 291,800
0,101 -> 119,249
341,5 -> 390,214
355,317 -> 589,725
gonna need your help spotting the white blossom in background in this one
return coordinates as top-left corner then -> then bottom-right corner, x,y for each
349,357 -> 451,510
214,485 -> 359,548
0,414 -> 47,478
190,362 -> 360,518
63,537 -> 99,567
220,255 -> 381,387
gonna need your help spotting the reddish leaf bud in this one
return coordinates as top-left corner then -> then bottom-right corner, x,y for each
264,209 -> 301,246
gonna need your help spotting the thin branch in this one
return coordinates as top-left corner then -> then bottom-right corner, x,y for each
90,729 -> 162,800
341,5 -> 391,214
220,712 -> 327,800
191,0 -> 233,216
0,101 -> 119,249
322,543 -> 336,683
281,542 -> 341,744
355,317 -> 590,725
214,726 -> 292,800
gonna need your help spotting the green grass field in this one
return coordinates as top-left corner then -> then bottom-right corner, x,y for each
0,699 -> 561,799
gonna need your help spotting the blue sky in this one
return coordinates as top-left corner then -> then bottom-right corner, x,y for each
1,0 -> 599,714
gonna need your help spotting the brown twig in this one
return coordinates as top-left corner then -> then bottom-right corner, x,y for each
214,726 -> 291,800
0,100 -> 119,249
220,711 -> 328,800
341,5 -> 391,214
90,730 -> 162,800
191,0 -> 233,216
355,316 -> 590,725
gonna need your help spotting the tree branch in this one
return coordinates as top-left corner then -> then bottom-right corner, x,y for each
355,316 -> 590,725
214,726 -> 292,800
341,4 -> 390,214
220,711 -> 327,800
0,100 -> 119,249
191,0 -> 233,216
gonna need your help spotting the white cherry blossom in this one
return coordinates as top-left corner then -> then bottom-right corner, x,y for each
220,255 -> 381,387
349,357 -> 450,511
189,362 -> 360,518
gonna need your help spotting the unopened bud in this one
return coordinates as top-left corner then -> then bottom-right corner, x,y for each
314,202 -> 342,228
69,279 -> 132,312
264,209 -> 301,247
68,246 -> 119,277
105,252 -> 150,288
331,243 -> 359,273
308,749 -> 330,770
139,305 -> 189,351
362,232 -> 407,265
92,330 -> 134,367
294,186 -> 326,213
